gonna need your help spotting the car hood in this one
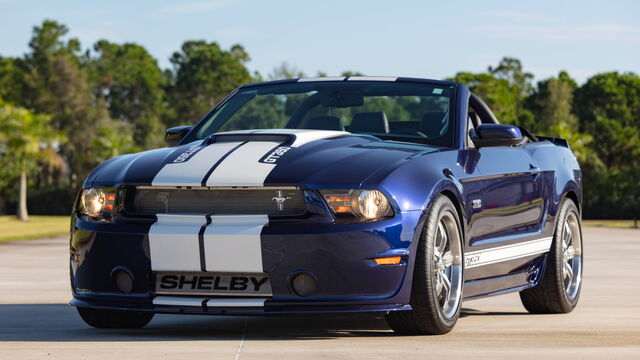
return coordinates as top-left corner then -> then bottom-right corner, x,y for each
84,129 -> 439,189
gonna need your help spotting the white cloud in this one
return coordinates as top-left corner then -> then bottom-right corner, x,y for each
152,0 -> 242,16
470,24 -> 640,44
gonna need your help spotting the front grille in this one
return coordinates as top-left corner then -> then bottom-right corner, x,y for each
127,186 -> 306,216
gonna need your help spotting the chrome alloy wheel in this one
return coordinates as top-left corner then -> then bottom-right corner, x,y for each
433,212 -> 463,319
562,212 -> 582,300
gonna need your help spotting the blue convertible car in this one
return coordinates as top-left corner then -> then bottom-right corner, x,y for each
70,76 -> 583,334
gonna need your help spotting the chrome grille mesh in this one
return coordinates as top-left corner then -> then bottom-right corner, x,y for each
128,186 -> 306,216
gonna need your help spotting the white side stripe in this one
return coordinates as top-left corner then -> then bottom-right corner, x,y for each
152,141 -> 243,187
464,237 -> 553,269
203,215 -> 269,272
148,214 -> 206,271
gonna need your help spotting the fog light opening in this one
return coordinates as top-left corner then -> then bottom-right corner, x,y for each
292,273 -> 316,297
111,267 -> 134,294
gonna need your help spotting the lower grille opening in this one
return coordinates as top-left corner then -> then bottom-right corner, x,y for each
127,186 -> 306,216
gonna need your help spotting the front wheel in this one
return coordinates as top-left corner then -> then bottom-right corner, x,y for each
77,307 -> 154,329
386,195 -> 464,335
519,198 -> 583,313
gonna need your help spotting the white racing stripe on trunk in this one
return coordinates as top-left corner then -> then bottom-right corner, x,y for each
148,214 -> 206,271
153,296 -> 206,307
206,298 -> 266,307
152,141 -> 243,186
464,237 -> 553,269
203,215 -> 269,273
205,141 -> 281,186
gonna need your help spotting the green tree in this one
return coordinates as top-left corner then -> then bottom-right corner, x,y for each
88,40 -> 167,148
167,41 -> 252,127
574,72 -> 640,167
0,57 -> 25,104
448,72 -> 519,123
488,57 -> 535,129
268,62 -> 305,80
489,57 -> 534,100
92,120 -> 139,162
0,102 -> 64,220
341,71 -> 365,77
21,20 -> 105,185
574,72 -> 640,219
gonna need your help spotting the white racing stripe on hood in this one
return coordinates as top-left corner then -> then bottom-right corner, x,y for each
152,141 -> 243,187
148,214 -> 206,271
284,129 -> 347,147
205,141 -> 281,187
204,129 -> 346,186
203,215 -> 268,272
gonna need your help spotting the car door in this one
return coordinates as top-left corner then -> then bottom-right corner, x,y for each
467,146 -> 544,243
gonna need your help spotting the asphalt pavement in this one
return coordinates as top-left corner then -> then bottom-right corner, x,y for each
0,227 -> 638,359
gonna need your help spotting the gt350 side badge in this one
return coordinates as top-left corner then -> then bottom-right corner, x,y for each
260,146 -> 291,164
172,145 -> 204,163
472,199 -> 482,209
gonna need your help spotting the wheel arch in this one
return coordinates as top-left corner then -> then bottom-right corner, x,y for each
564,190 -> 580,214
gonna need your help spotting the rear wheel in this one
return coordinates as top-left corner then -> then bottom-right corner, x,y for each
519,198 -> 583,313
77,307 -> 154,329
386,195 -> 463,335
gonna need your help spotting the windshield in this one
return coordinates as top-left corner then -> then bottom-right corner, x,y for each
186,81 -> 455,147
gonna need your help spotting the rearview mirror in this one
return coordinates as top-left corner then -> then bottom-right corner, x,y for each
473,124 -> 524,147
165,126 -> 193,147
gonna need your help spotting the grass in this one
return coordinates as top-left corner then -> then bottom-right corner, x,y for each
583,219 -> 639,229
0,215 -> 636,244
0,215 -> 70,243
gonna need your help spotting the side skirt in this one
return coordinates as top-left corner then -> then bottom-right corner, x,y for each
462,270 -> 537,300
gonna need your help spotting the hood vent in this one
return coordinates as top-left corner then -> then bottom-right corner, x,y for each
205,133 -> 293,145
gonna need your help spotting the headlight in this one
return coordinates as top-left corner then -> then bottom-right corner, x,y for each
79,188 -> 117,220
321,189 -> 393,219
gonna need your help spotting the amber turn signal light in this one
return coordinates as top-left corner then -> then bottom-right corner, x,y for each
374,256 -> 402,265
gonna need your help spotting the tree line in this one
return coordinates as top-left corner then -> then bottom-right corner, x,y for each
0,20 -> 638,220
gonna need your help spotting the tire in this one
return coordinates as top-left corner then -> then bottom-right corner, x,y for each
519,198 -> 583,313
77,307 -> 154,329
386,195 -> 464,335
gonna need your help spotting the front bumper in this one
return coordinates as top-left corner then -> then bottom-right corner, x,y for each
70,212 -> 421,315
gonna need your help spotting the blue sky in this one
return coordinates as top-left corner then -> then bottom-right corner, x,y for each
1,0 -> 638,83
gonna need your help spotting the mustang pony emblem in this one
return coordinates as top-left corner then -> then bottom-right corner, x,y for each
272,190 -> 292,211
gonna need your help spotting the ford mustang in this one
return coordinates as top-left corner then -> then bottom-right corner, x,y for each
70,76 -> 583,334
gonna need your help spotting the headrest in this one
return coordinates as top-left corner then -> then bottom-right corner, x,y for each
303,115 -> 345,131
350,112 -> 390,133
420,112 -> 447,138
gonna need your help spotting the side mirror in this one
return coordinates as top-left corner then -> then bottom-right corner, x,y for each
165,126 -> 193,147
473,124 -> 524,147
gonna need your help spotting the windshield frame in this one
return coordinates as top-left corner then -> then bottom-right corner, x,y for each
181,79 -> 460,148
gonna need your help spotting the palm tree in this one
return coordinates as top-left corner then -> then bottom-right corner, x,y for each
0,102 -> 64,221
